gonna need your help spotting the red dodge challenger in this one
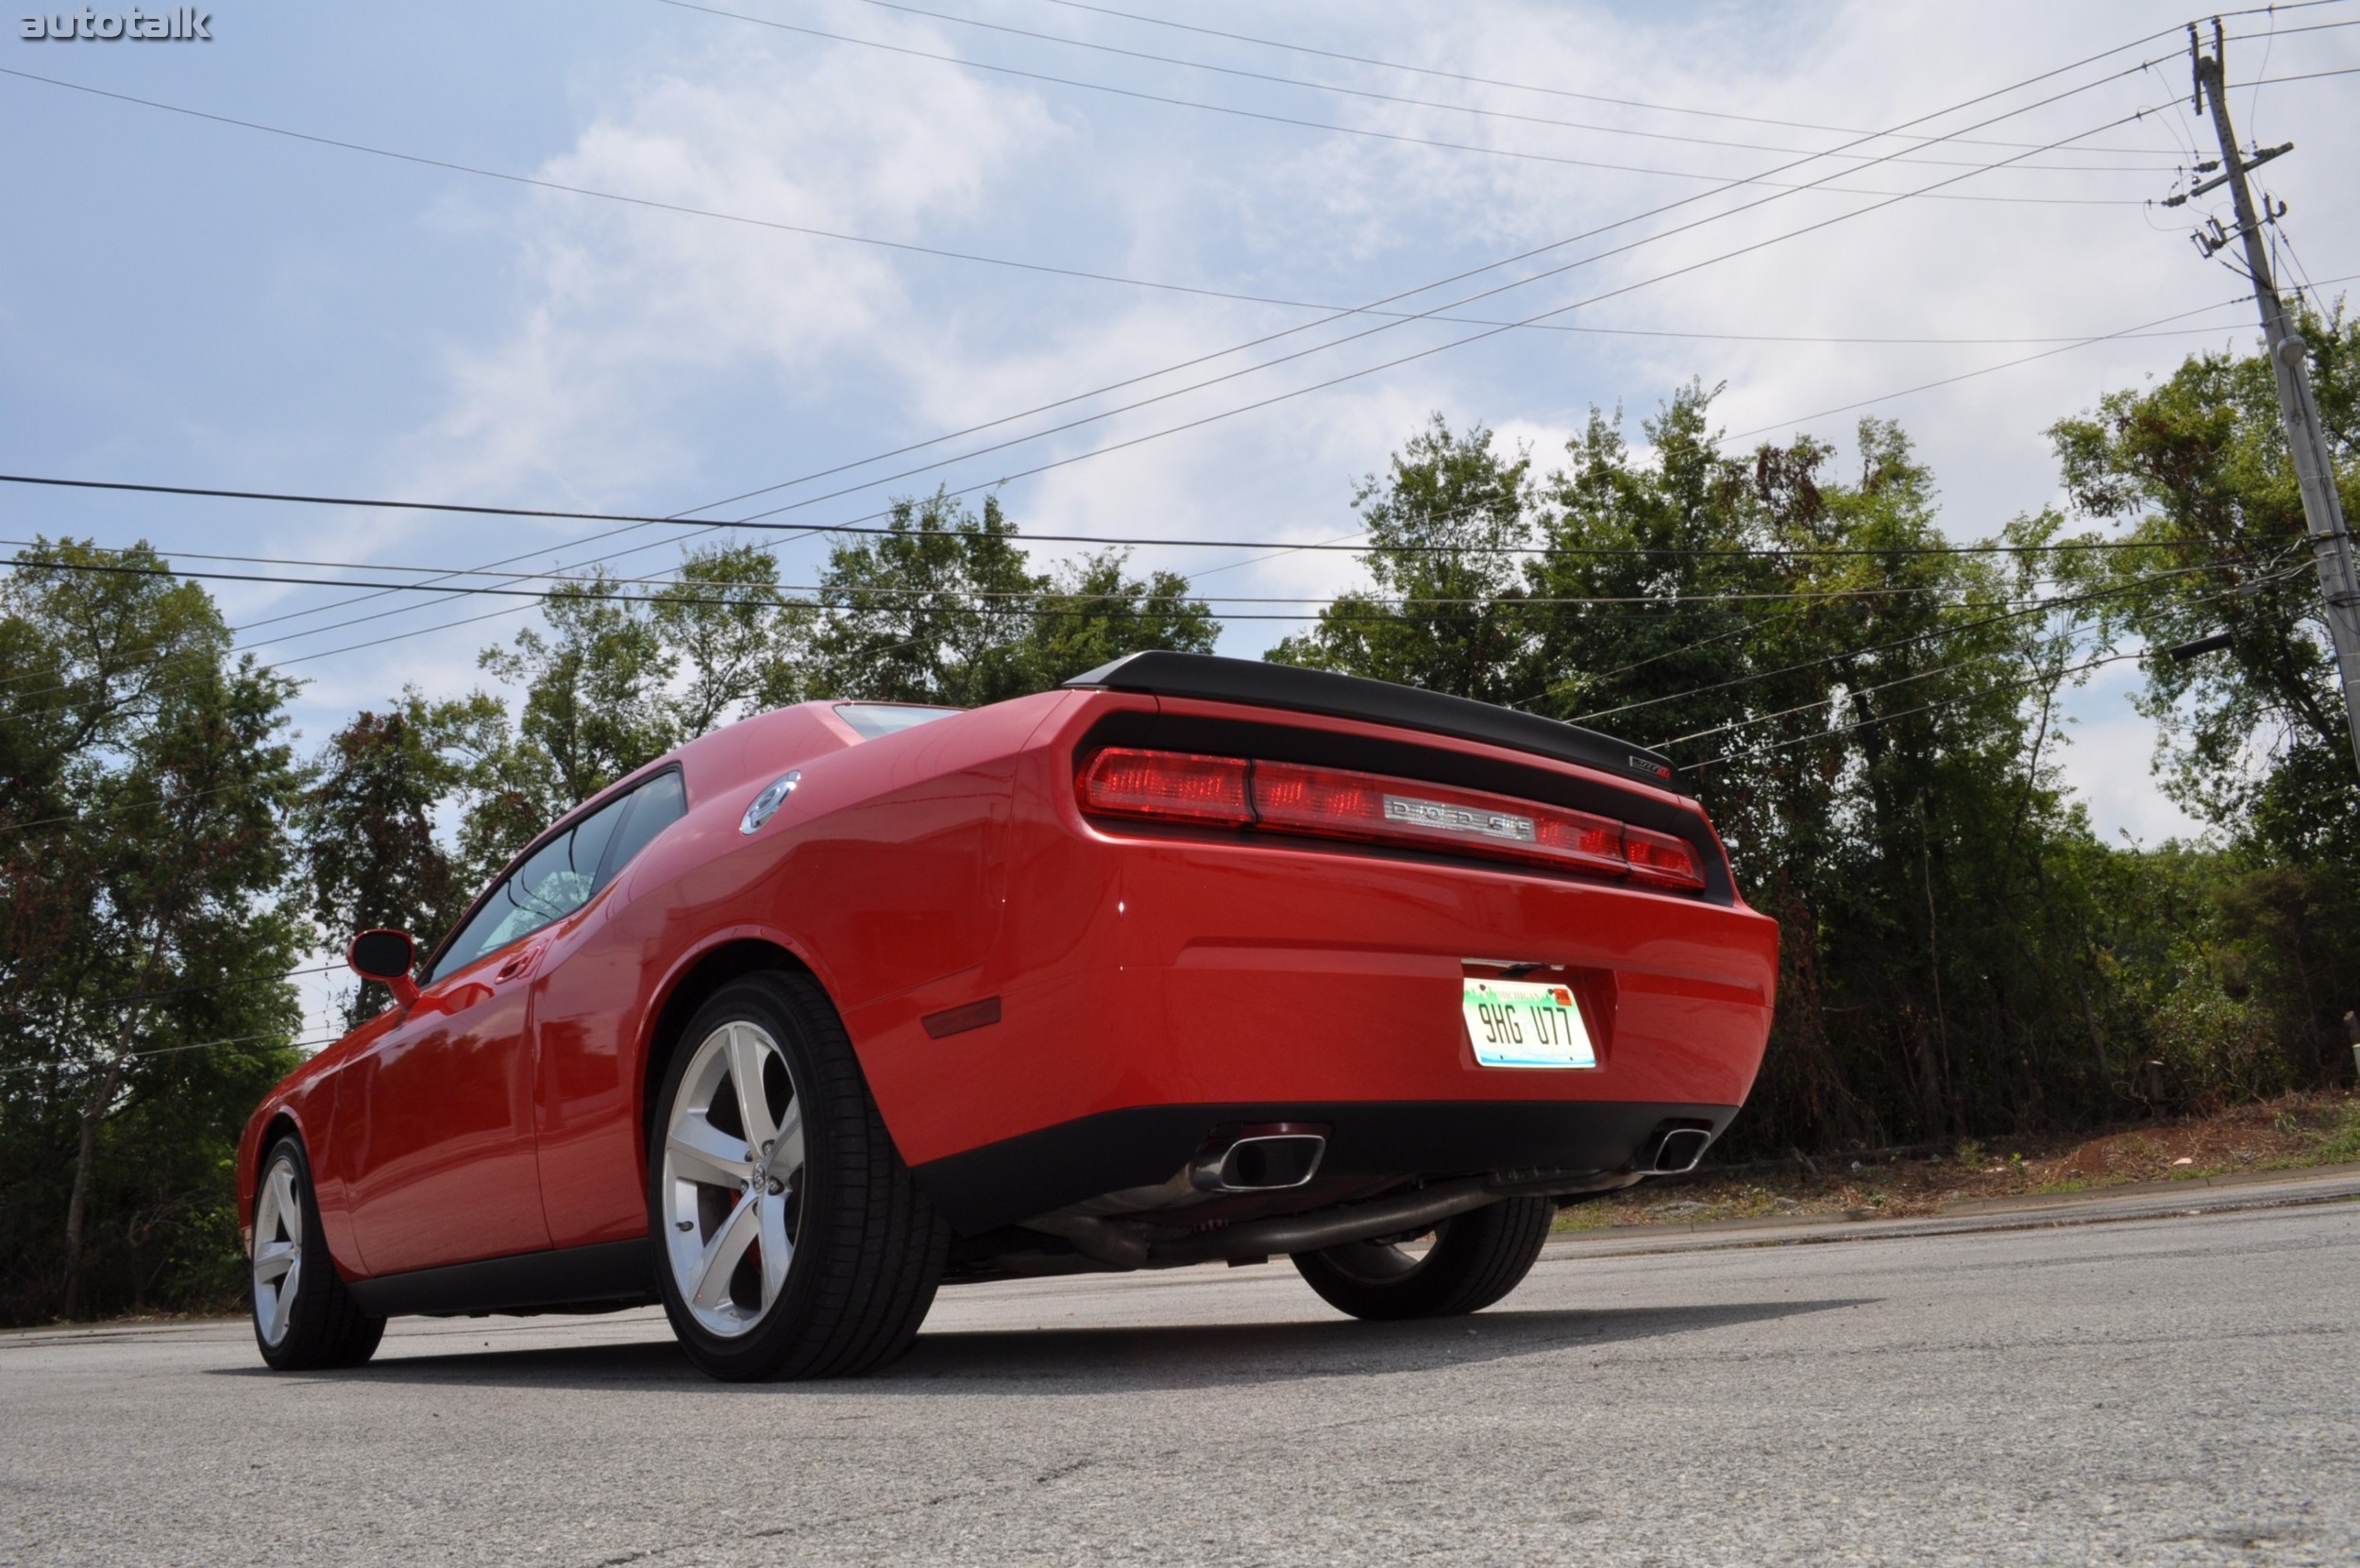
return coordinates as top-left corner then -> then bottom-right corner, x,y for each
239,652 -> 1778,1380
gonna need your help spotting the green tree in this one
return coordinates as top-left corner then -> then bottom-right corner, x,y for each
2050,309 -> 2360,1087
1269,416 -> 1535,702
2049,308 -> 2360,860
799,493 -> 1043,706
299,690 -> 506,1024
0,540 -> 304,1323
1020,548 -> 1219,687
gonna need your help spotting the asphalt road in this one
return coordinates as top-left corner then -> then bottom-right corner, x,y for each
5,1193 -> 2356,1567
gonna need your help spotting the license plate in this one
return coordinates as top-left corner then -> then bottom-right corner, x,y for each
1462,978 -> 1595,1069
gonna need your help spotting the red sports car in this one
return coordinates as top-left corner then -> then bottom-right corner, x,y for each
239,653 -> 1778,1380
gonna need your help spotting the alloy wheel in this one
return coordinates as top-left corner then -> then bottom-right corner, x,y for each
659,1020 -> 805,1338
251,1155 -> 305,1347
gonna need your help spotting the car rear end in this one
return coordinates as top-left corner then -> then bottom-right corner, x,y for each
860,653 -> 1778,1273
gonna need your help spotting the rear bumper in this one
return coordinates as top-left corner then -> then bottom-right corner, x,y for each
911,1097 -> 1736,1235
841,690 -> 1779,1232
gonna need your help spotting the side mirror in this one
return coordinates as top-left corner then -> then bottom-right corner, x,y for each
347,928 -> 421,1008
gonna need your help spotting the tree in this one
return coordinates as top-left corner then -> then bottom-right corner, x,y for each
798,493 -> 1042,706
1019,548 -> 1219,687
0,540 -> 304,1322
2050,308 -> 2360,1087
1269,416 -> 1535,702
652,544 -> 809,730
299,691 -> 506,1024
2049,307 -> 2360,861
477,572 -> 678,820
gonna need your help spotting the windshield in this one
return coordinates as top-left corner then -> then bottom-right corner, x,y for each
834,703 -> 960,739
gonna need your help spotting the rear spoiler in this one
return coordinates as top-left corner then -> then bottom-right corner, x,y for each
1064,651 -> 1688,797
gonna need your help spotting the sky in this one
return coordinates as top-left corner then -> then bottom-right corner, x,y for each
4,0 -> 2357,1037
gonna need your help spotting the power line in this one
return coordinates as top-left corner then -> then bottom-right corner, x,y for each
1020,0 -> 2343,149
1719,269 -> 2360,444
629,99 -> 2207,540
1659,567 -> 2301,748
1557,554 -> 2294,726
0,1030 -> 342,1079
1700,648 -> 2149,766
0,34 -> 2178,556
0,523 -> 2262,575
658,0 -> 2160,204
2,25 -> 2228,717
21,963 -> 348,1015
639,21 -> 2218,526
837,0 -> 2189,172
8,548 -> 2154,616
0,102 -> 2185,580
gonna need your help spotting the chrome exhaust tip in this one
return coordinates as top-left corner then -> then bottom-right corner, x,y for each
1191,1128 -> 1327,1192
1647,1125 -> 1714,1174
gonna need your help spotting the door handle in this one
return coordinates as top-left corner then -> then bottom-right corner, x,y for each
495,946 -> 542,982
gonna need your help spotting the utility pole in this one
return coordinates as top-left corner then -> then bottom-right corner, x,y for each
2167,18 -> 2360,778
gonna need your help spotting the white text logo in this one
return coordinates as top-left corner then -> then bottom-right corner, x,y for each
21,8 -> 211,40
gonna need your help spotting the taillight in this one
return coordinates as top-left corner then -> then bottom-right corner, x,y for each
1077,748 -> 1710,891
1077,748 -> 1253,825
1621,825 -> 1709,891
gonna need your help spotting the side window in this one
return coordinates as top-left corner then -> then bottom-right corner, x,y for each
430,792 -> 631,982
429,769 -> 688,983
596,768 -> 686,885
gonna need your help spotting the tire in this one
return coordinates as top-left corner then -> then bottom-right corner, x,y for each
251,1136 -> 385,1370
648,971 -> 949,1381
1291,1195 -> 1553,1321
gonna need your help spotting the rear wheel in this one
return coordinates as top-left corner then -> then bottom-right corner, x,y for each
1290,1196 -> 1553,1320
649,971 -> 949,1381
251,1137 -> 384,1370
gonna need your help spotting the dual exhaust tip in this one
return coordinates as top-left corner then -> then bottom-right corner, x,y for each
1188,1120 -> 1710,1195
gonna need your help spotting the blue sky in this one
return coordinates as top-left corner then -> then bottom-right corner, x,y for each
6,0 -> 2358,1031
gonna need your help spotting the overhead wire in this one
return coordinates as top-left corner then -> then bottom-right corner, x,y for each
0,523 -> 2268,572
4,87 -> 2203,581
1658,563 -> 2305,748
0,19 -> 2269,720
833,0 -> 2186,172
657,0 -> 2164,204
6,548 -> 2192,619
1017,0 -> 2353,147
2,12 -> 2217,631
1717,270 -> 2360,445
1555,553 -> 2291,727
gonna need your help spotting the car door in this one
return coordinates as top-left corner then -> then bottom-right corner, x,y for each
337,785 -> 637,1276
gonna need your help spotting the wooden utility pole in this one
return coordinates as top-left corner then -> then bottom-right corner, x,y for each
2168,18 -> 2360,778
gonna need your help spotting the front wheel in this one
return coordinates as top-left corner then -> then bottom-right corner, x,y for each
1291,1196 -> 1553,1320
251,1137 -> 384,1370
649,971 -> 949,1381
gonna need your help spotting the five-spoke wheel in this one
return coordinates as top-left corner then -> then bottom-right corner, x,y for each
659,1020 -> 806,1337
647,972 -> 948,1380
250,1137 -> 383,1370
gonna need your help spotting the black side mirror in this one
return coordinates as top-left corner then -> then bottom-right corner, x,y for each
347,929 -> 421,1007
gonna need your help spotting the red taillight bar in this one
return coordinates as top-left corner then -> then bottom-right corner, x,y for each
1076,748 -> 1708,891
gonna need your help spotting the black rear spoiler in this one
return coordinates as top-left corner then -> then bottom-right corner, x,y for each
1064,651 -> 1688,797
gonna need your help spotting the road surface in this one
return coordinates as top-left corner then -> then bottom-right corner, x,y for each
4,1187 -> 2355,1565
